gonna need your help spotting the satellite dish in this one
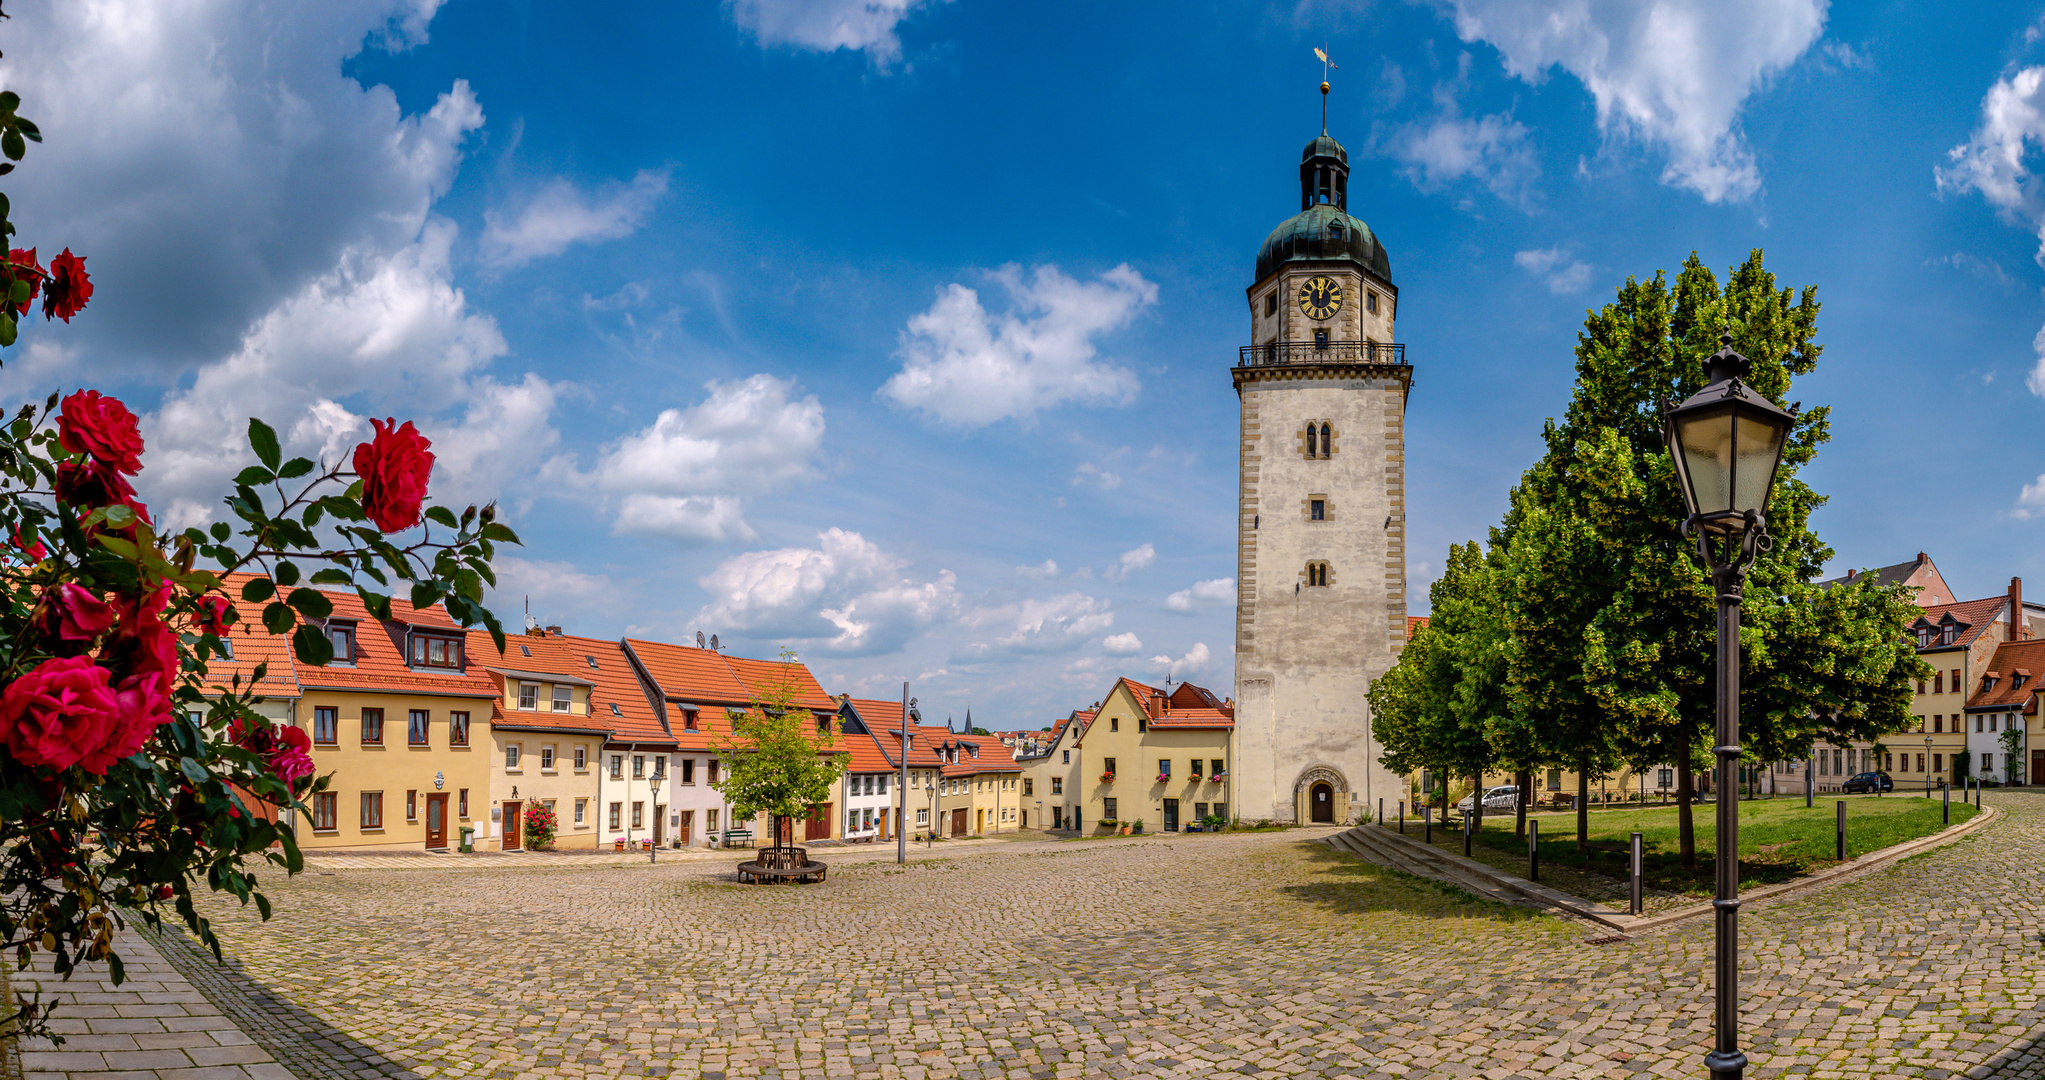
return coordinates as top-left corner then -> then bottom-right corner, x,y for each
696,630 -> 706,649
523,613 -> 540,632
709,634 -> 720,651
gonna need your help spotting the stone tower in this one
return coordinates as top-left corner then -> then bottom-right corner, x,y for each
1231,121 -> 1411,825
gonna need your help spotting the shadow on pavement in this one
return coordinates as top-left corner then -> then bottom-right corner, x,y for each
1281,842 -> 1550,923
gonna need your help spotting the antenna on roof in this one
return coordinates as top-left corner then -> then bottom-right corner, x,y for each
696,630 -> 706,649
522,612 -> 540,633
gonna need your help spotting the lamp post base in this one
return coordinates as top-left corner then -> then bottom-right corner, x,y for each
1704,1049 -> 1747,1078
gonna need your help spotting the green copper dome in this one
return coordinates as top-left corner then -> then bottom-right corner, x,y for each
1254,132 -> 1391,284
1255,204 -> 1391,284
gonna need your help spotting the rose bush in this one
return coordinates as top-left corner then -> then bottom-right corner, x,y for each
0,78 -> 517,1046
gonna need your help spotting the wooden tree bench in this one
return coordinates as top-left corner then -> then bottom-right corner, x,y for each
736,845 -> 826,884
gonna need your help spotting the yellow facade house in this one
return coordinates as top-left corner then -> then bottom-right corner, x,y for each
471,628 -> 615,850
1083,678 -> 1235,832
293,588 -> 497,851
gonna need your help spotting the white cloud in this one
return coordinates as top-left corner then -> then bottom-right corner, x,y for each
580,374 -> 825,543
2017,474 -> 2045,520
1148,642 -> 1214,675
480,169 -> 668,269
1445,0 -> 1827,202
1514,247 -> 1595,294
1938,69 -> 2045,403
1101,632 -> 1144,655
486,555 -> 625,635
880,264 -> 1156,428
726,0 -> 936,65
965,593 -> 1115,654
1072,462 -> 1123,490
1104,543 -> 1155,584
1386,111 -> 1539,202
1926,252 -> 2018,292
0,1 -> 483,374
1016,560 -> 1060,579
1166,577 -> 1236,612
696,528 -> 958,656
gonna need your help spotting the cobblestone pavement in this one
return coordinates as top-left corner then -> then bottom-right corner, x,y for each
157,793 -> 2045,1078
6,925 -> 287,1080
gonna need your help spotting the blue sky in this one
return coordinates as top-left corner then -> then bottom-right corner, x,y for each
9,1 -> 2045,728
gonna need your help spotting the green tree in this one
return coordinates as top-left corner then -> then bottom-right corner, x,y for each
711,651 -> 846,847
1508,250 -> 1924,868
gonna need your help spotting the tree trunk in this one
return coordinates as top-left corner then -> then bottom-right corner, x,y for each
1576,762 -> 1590,852
1676,756 -> 1697,871
1514,769 -> 1530,840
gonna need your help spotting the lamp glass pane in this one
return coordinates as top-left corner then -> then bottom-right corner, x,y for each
1732,412 -> 1787,513
1677,410 -> 1734,516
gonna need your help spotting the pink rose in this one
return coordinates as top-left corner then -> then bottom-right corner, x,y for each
193,595 -> 233,638
56,389 -> 142,476
269,725 -> 314,786
40,583 -> 116,644
83,671 -> 170,774
0,655 -> 121,772
114,584 -> 177,686
352,418 -> 434,533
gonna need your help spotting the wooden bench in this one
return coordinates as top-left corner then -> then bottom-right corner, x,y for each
736,845 -> 825,884
722,828 -> 755,848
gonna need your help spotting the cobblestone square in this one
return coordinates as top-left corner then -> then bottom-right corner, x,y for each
151,793 -> 2045,1079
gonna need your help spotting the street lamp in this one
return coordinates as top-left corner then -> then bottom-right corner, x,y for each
649,769 -> 661,864
1664,332 -> 1796,1080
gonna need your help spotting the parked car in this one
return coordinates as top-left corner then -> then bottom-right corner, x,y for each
1455,785 -> 1522,813
1841,771 -> 1893,794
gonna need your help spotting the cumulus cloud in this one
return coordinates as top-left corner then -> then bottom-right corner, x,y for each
1105,544 -> 1155,583
1149,642 -> 1214,675
1016,560 -> 1060,579
880,263 -> 1157,427
964,593 -> 1115,654
1385,112 -> 1539,202
696,528 -> 958,656
1445,0 -> 1827,202
1166,578 -> 1236,612
2017,475 -> 2045,520
574,375 -> 825,543
1937,68 -> 2045,403
480,169 -> 668,268
726,0 -> 937,65
0,1 -> 483,375
1072,462 -> 1122,490
1514,247 -> 1595,294
1101,631 -> 1144,655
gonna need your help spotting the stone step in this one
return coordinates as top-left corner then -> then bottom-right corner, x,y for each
1329,827 -> 1525,907
1358,824 -> 1630,928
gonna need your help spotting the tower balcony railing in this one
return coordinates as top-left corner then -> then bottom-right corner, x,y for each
1238,340 -> 1406,367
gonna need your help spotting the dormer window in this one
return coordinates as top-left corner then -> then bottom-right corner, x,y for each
609,702 -> 622,716
518,683 -> 538,710
1941,623 -> 1958,646
1326,221 -> 1344,242
1915,625 -> 1933,648
551,684 -> 571,712
410,634 -> 462,669
326,621 -> 356,666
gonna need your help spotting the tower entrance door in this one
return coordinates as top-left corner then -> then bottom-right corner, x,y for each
1310,783 -> 1335,823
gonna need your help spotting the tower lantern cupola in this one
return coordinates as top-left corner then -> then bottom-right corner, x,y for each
1300,136 -> 1348,211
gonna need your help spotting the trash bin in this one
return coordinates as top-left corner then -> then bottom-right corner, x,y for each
458,826 -> 474,853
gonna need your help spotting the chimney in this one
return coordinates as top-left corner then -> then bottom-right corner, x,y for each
1918,552 -> 1929,564
1846,568 -> 1858,580
545,625 -> 563,636
2012,577 -> 2026,639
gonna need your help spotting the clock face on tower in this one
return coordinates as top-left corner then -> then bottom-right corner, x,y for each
1298,276 -> 1343,321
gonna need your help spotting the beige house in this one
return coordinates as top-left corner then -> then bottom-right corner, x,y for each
1070,678 -> 1235,832
1015,707 -> 1094,830
473,629 -> 614,850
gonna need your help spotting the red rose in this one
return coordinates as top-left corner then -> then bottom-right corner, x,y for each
57,389 -> 143,475
0,655 -> 121,772
4,247 -> 39,316
41,583 -> 116,643
352,418 -> 434,533
9,528 -> 46,563
111,584 -> 177,686
193,595 -> 233,638
270,724 -> 314,785
42,248 -> 91,322
54,458 -> 136,510
86,670 -> 169,773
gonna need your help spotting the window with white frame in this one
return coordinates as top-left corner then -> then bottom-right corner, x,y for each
552,684 -> 572,712
541,745 -> 555,770
518,683 -> 538,710
505,743 -> 521,769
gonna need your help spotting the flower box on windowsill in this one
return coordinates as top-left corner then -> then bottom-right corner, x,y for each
1100,773 -> 1115,783
1210,773 -> 1228,783
1156,774 -> 1170,783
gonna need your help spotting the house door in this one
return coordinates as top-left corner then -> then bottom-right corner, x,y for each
2033,749 -> 2045,785
1310,783 -> 1335,823
502,801 -> 523,851
654,805 -> 665,845
804,803 -> 831,842
975,808 -> 984,833
678,810 -> 694,846
951,808 -> 967,836
1163,799 -> 1179,832
424,793 -> 449,849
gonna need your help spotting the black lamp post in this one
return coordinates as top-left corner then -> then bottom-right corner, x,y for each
1665,333 -> 1796,1080
1924,734 -> 1934,798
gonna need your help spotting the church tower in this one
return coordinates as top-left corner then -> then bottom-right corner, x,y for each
1231,90 -> 1411,825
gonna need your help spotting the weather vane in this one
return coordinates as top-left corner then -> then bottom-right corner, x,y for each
1314,46 -> 1339,134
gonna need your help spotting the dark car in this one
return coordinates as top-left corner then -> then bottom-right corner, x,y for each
1841,771 -> 1893,794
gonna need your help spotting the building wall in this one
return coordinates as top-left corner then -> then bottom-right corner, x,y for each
666,752 -> 732,847
1234,266 -> 1407,823
841,771 -> 895,841
299,690 -> 493,850
1016,725 -> 1085,830
1079,685 -> 1232,832
488,728 -> 601,850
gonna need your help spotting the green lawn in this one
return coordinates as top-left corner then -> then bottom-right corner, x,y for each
1418,793 -> 1977,896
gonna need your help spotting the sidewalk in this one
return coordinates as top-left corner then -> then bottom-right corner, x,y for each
7,926 -> 285,1080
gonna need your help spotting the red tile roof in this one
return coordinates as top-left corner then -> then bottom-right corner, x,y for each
1966,638 -> 2045,714
1910,596 -> 2008,652
938,733 -> 1020,777
1111,677 -> 1235,729
228,577 -> 498,700
198,618 -> 302,699
468,632 -> 669,744
1408,615 -> 1430,638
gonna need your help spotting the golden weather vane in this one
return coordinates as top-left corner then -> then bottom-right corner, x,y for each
1314,46 -> 1338,134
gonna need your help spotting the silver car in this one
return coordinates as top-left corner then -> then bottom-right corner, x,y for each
1455,785 -> 1521,813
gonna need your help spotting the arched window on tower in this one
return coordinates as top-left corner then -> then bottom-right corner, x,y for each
1305,424 -> 1318,458
1305,562 -> 1330,588
1320,423 -> 1333,456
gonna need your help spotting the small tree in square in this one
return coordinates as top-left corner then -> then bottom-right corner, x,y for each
710,650 -> 846,848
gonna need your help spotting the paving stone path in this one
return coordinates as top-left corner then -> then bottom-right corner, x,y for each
71,793 -> 2045,1078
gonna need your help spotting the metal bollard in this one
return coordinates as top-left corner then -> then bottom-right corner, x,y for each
1379,797 -> 1384,828
1399,800 -> 1405,834
1528,819 -> 1539,882
1836,799 -> 1846,861
1629,831 -> 1643,916
1977,778 -> 1983,810
1424,803 -> 1431,843
1943,780 -> 1950,825
1463,808 -> 1472,857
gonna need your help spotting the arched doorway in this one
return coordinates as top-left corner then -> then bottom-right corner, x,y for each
1310,782 -> 1335,823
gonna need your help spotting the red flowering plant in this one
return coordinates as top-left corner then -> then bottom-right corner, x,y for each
0,77 -> 516,1045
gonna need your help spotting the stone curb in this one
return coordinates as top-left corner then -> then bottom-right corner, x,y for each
1349,798 -> 2002,934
